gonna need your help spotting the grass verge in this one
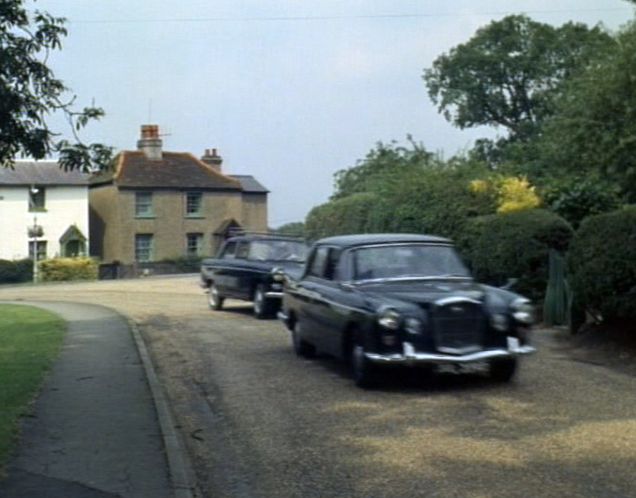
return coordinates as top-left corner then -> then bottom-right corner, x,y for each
0,304 -> 65,473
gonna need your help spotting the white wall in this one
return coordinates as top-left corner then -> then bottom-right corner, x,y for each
0,186 -> 89,260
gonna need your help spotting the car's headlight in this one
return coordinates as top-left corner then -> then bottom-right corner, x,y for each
511,298 -> 534,325
271,267 -> 286,282
405,317 -> 423,335
490,313 -> 508,331
378,309 -> 401,330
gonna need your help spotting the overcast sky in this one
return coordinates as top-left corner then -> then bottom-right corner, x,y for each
30,0 -> 631,227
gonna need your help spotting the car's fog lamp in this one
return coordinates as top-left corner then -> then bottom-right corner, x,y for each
490,313 -> 508,332
512,298 -> 534,325
405,317 -> 423,335
378,309 -> 401,330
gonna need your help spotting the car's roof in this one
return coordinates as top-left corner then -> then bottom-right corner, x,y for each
226,234 -> 305,243
316,233 -> 451,248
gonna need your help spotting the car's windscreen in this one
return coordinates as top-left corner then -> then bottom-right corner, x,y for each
353,244 -> 470,281
247,240 -> 307,262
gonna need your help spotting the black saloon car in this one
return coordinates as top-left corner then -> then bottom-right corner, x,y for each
201,234 -> 308,318
279,234 -> 535,387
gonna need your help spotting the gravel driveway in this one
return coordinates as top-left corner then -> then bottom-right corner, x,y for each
2,275 -> 635,498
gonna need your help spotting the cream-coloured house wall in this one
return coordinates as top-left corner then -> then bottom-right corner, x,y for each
0,186 -> 89,260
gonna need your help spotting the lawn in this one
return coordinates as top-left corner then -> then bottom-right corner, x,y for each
0,304 -> 65,472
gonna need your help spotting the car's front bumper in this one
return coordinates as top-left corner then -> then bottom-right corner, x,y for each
365,339 -> 535,365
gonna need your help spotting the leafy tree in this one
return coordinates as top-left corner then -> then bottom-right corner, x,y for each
0,0 -> 111,171
275,222 -> 305,238
331,137 -> 439,200
537,20 -> 636,202
424,15 -> 613,141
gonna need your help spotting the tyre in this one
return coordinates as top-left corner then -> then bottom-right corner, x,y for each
489,358 -> 518,382
253,284 -> 273,319
351,344 -> 376,388
208,284 -> 224,310
291,320 -> 315,358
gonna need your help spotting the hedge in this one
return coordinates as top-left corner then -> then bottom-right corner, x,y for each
305,192 -> 381,241
459,209 -> 573,301
0,259 -> 33,284
39,258 -> 98,282
568,206 -> 636,324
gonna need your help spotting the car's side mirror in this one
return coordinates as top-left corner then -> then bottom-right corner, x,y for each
501,278 -> 518,291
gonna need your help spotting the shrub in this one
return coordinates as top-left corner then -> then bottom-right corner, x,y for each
0,259 -> 33,284
39,258 -> 98,282
157,256 -> 202,273
305,193 -> 380,241
568,206 -> 636,324
460,209 -> 573,301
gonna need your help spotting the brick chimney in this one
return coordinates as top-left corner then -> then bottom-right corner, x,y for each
137,124 -> 163,161
201,148 -> 223,172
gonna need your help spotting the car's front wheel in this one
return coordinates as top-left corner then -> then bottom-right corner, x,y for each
352,344 -> 376,388
292,320 -> 315,358
489,358 -> 517,382
253,284 -> 274,319
208,284 -> 224,311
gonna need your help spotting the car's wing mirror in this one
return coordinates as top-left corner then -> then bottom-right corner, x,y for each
501,278 -> 518,291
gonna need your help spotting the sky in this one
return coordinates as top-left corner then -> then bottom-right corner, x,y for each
29,0 -> 632,227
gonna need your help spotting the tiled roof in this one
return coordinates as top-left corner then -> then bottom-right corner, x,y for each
230,175 -> 269,194
0,161 -> 89,186
90,151 -> 243,190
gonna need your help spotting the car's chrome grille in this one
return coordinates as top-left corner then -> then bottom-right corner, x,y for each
432,300 -> 484,354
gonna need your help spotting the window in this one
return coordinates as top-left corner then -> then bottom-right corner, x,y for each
186,233 -> 203,257
185,192 -> 202,217
220,241 -> 237,259
29,186 -> 46,211
308,246 -> 329,278
235,242 -> 249,259
135,234 -> 154,262
135,192 -> 154,217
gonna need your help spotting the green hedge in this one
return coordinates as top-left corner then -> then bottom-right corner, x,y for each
568,206 -> 636,324
460,209 -> 573,301
0,259 -> 33,284
305,192 -> 381,241
39,258 -> 98,282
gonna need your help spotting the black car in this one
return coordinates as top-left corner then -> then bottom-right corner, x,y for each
279,234 -> 535,387
201,234 -> 308,318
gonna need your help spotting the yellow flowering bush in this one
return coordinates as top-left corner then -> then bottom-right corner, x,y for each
39,257 -> 98,282
469,175 -> 541,214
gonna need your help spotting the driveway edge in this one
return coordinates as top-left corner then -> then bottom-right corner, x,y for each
128,319 -> 199,498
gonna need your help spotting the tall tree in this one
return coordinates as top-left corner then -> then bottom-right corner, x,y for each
0,0 -> 111,171
424,15 -> 613,140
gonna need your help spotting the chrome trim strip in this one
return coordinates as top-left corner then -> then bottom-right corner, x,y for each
265,291 -> 283,299
434,296 -> 481,306
364,341 -> 535,365
353,276 -> 472,285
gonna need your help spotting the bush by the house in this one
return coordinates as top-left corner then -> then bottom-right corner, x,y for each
0,259 -> 33,284
460,209 -> 573,301
39,258 -> 98,282
568,206 -> 636,325
157,256 -> 202,273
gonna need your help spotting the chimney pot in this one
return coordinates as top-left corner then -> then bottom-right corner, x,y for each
201,148 -> 223,171
137,124 -> 163,160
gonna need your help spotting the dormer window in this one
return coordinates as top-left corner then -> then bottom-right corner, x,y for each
29,186 -> 46,212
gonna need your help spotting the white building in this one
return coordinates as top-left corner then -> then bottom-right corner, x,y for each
0,161 -> 90,261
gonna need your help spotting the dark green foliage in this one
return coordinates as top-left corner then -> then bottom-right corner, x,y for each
536,20 -> 636,201
0,259 -> 32,284
424,15 -> 612,140
275,222 -> 305,238
305,193 -> 380,241
568,206 -> 636,324
541,175 -> 624,228
0,0 -> 111,171
460,210 -> 573,301
543,249 -> 571,326
158,256 -> 202,272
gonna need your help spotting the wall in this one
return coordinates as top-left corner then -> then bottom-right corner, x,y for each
0,186 -> 89,260
241,193 -> 268,233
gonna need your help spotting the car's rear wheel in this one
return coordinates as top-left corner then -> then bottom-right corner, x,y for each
292,320 -> 315,358
208,284 -> 224,310
489,358 -> 517,382
253,284 -> 274,319
352,344 -> 376,388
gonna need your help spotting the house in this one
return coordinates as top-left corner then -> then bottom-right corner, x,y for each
89,125 -> 268,264
0,161 -> 90,261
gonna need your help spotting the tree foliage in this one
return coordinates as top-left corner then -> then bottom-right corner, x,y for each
424,15 -> 613,140
536,20 -> 636,201
0,0 -> 111,171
